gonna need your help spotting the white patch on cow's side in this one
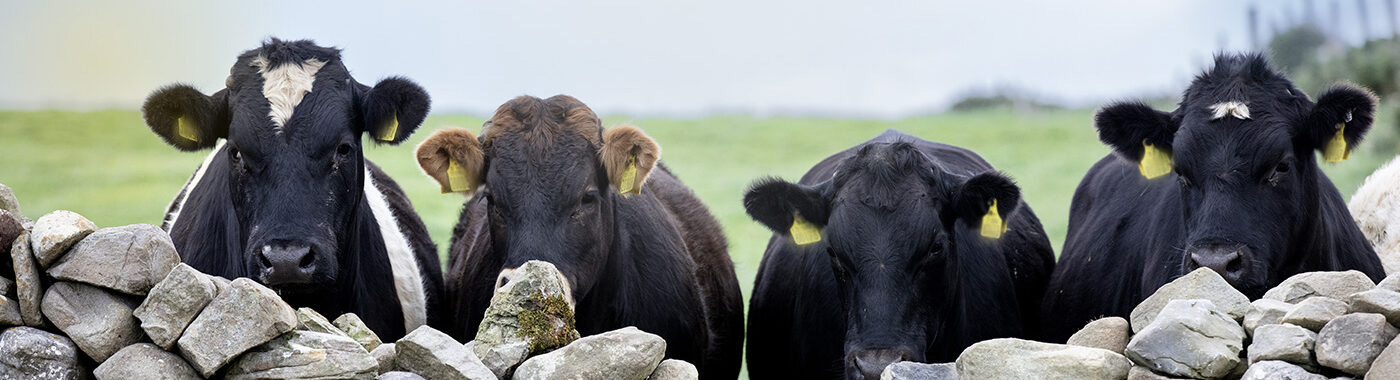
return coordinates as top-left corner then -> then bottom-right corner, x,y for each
253,56 -> 327,130
363,168 -> 428,332
163,139 -> 227,231
1349,156 -> 1400,275
1208,101 -> 1251,120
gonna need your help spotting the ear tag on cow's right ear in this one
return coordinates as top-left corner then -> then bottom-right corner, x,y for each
1323,123 -> 1348,163
377,111 -> 399,142
1139,140 -> 1172,179
177,116 -> 198,142
446,160 -> 471,193
789,213 -> 822,245
980,199 -> 1005,239
618,156 -> 639,195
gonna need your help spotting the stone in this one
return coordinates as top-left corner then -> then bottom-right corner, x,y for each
41,281 -> 145,362
0,326 -> 85,379
1248,323 -> 1316,366
474,260 -> 579,377
1380,272 -> 1400,293
0,276 -> 12,296
372,342 -> 398,373
296,307 -> 344,336
395,325 -> 495,380
1369,333 -> 1400,379
1315,312 -> 1399,376
47,224 -> 179,295
1067,316 -> 1131,354
880,361 -> 955,380
1126,366 -> 1185,379
335,312 -> 383,352
1348,288 -> 1400,326
1243,298 -> 1297,336
93,342 -> 200,380
0,295 -> 18,325
224,330 -> 379,380
380,372 -> 427,380
516,326 -> 667,380
955,338 -> 1131,380
1264,270 -> 1376,304
1282,297 -> 1349,331
1129,268 -> 1249,333
10,231 -> 44,326
29,210 -> 97,266
1241,360 -> 1327,380
0,184 -> 20,216
177,278 -> 297,377
132,263 -> 217,349
478,341 -> 530,379
0,210 -> 21,259
1124,299 -> 1245,379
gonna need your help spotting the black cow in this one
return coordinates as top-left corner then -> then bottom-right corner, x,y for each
1041,53 -> 1386,342
140,39 -> 443,341
414,95 -> 744,380
742,129 -> 1055,380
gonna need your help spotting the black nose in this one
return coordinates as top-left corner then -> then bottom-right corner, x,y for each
256,241 -> 317,285
850,348 -> 913,380
1188,245 -> 1245,284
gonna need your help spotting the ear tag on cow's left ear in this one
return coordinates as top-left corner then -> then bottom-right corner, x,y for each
377,111 -> 399,142
1323,123 -> 1348,163
445,160 -> 471,193
790,213 -> 822,245
618,155 -> 640,195
980,199 -> 1005,239
1139,140 -> 1172,179
177,116 -> 198,142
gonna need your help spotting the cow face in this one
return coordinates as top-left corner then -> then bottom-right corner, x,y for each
415,95 -> 660,305
141,39 -> 430,297
743,142 -> 1020,379
1096,53 -> 1376,296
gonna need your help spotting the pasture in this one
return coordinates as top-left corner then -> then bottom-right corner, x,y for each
1,106 -> 1396,301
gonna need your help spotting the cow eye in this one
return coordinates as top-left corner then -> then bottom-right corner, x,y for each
581,190 -> 599,205
229,146 -> 242,163
1275,162 -> 1290,174
336,143 -> 352,156
1176,174 -> 1190,189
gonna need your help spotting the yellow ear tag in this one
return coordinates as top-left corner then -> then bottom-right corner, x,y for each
789,213 -> 822,245
177,116 -> 199,142
618,156 -> 639,195
980,199 -> 1005,239
1139,140 -> 1172,179
1323,123 -> 1348,163
445,160 -> 471,193
377,111 -> 399,142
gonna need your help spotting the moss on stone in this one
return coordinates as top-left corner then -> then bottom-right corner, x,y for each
515,293 -> 579,353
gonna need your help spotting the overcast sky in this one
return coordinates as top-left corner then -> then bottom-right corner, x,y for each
0,0 -> 1394,117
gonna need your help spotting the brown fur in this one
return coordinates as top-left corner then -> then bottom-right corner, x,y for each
601,125 -> 661,193
479,95 -> 602,150
415,127 -> 485,195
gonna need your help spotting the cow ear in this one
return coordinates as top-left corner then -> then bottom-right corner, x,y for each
363,77 -> 431,145
743,177 -> 831,245
1095,102 -> 1179,179
415,127 -> 485,195
141,84 -> 228,151
1302,84 -> 1377,163
950,172 -> 1020,239
600,125 -> 661,195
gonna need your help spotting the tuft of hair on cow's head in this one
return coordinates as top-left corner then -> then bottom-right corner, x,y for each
415,127 -> 486,195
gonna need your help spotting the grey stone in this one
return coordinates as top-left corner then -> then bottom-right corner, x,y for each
0,326 -> 85,379
395,325 -> 495,380
880,361 -> 955,380
177,278 -> 297,377
1241,360 -> 1327,380
0,276 -> 12,296
477,341 -> 530,379
92,343 -> 200,380
1379,272 -> 1400,293
1126,366 -> 1186,379
10,231 -> 44,326
1264,270 -> 1377,304
1124,299 -> 1245,379
372,342 -> 398,373
0,184 -> 20,216
335,312 -> 383,352
1368,333 -> 1400,379
41,282 -> 144,362
515,326 -> 666,380
1129,268 -> 1250,333
1282,297 -> 1349,331
474,260 -> 579,378
295,307 -> 344,336
1067,316 -> 1130,354
1348,288 -> 1400,326
47,224 -> 179,295
224,330 -> 378,380
379,372 -> 426,380
1315,312 -> 1399,376
132,263 -> 217,349
0,210 -> 22,261
0,295 -> 18,326
29,210 -> 97,266
1248,323 -> 1317,366
955,338 -> 1130,380
1244,298 -> 1298,336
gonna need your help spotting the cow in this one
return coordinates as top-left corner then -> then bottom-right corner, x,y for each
413,95 -> 743,380
741,129 -> 1056,380
140,38 -> 443,341
1349,155 -> 1400,274
1040,53 -> 1386,343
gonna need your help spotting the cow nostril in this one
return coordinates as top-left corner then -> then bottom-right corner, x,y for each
298,249 -> 316,269
257,250 -> 273,270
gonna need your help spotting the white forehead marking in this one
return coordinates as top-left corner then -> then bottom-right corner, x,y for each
252,56 -> 327,131
1208,101 -> 1251,120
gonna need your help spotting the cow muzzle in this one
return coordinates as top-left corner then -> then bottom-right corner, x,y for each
255,240 -> 318,286
1186,243 -> 1248,285
846,347 -> 915,380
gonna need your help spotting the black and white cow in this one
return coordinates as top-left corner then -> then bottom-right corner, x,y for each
743,129 -> 1056,380
141,39 -> 443,340
1041,53 -> 1386,342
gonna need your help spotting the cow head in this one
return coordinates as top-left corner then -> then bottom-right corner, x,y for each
141,39 -> 430,298
415,95 -> 659,306
1096,53 -> 1376,296
743,142 -> 1021,379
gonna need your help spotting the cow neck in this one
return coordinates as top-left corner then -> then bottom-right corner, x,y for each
1285,170 -> 1337,275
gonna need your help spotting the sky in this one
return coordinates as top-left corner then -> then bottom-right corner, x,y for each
0,0 -> 1395,118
